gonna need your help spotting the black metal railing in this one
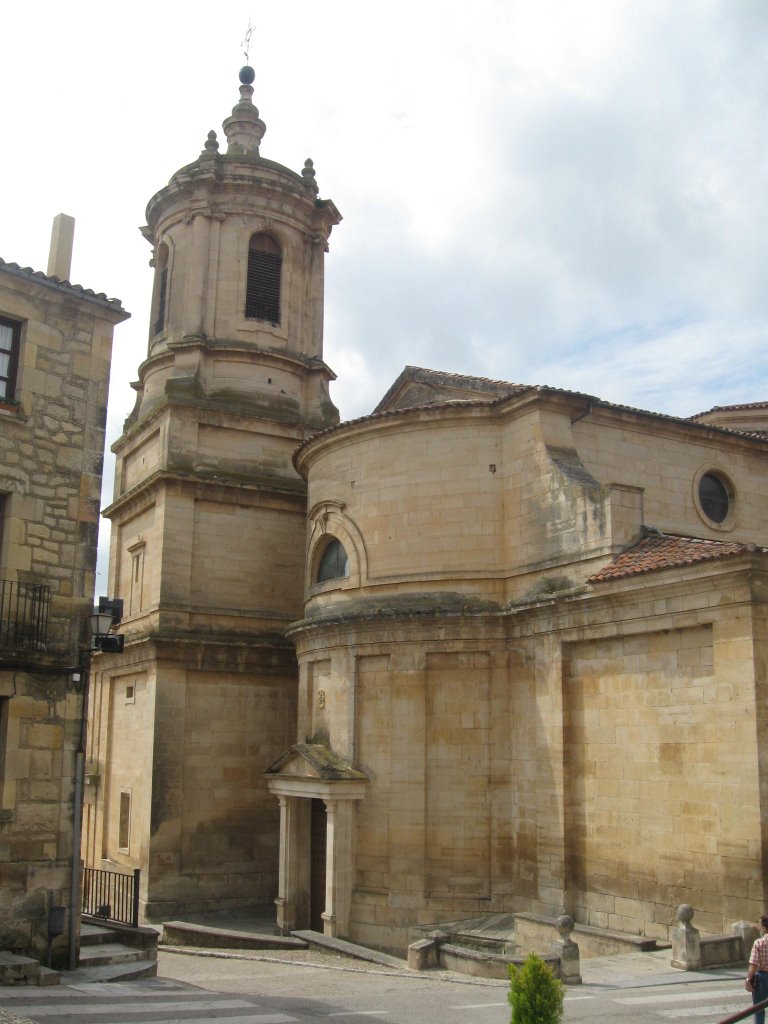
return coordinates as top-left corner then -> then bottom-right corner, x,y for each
0,579 -> 49,651
81,867 -> 141,928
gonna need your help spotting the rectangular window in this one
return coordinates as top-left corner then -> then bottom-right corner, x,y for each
128,543 -> 145,615
118,790 -> 131,852
0,317 -> 21,402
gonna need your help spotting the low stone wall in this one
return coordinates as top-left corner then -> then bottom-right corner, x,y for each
408,915 -> 582,984
515,912 -> 663,959
407,934 -> 560,980
670,906 -> 758,971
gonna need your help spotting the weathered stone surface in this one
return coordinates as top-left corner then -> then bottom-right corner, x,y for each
0,230 -> 127,963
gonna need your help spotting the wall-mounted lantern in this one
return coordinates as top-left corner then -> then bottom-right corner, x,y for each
89,597 -> 124,654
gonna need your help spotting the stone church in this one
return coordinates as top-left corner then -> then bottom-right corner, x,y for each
84,67 -> 768,955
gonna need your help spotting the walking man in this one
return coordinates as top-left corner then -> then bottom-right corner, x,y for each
746,915 -> 768,1024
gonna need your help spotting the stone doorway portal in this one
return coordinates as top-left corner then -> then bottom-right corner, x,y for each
265,743 -> 368,938
310,799 -> 327,930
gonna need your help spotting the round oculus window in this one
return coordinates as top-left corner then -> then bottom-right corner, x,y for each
698,472 -> 731,524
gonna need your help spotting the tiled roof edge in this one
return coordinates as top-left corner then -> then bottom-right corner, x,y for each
0,258 -> 127,313
588,532 -> 766,584
537,387 -> 768,444
293,394 -> 515,468
689,400 -> 768,418
294,380 -> 768,471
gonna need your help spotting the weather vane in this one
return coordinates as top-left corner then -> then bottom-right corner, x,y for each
242,20 -> 254,64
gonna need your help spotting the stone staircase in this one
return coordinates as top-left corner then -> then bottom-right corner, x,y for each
0,951 -> 60,987
64,922 -> 158,982
0,919 -> 157,987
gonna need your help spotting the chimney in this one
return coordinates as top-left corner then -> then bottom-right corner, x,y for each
47,214 -> 75,280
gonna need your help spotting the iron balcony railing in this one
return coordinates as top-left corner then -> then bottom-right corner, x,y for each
81,867 -> 141,928
0,579 -> 49,652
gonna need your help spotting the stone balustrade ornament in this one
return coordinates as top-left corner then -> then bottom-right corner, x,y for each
671,904 -> 702,969
552,914 -> 582,984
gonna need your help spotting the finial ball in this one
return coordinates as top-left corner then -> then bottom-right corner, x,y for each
239,65 -> 256,85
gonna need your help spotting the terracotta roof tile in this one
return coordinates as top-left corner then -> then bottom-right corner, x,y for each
589,533 -> 761,583
690,401 -> 768,418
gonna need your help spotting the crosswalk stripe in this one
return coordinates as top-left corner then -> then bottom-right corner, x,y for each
449,1003 -> 508,1009
4,998 -> 257,1016
659,1005 -> 753,1020
616,988 -> 745,1005
104,1017 -> 296,1024
1,986 -> 191,1001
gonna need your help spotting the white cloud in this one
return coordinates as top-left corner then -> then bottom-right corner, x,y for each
3,0 -> 767,590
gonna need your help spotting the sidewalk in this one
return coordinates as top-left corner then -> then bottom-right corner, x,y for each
152,911 -> 747,991
579,948 -> 744,990
0,918 -> 747,1024
155,940 -> 746,989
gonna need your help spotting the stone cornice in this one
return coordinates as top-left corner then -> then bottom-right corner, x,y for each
102,466 -> 306,521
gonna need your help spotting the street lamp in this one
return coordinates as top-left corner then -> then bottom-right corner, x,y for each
89,597 -> 124,654
88,609 -> 114,647
69,598 -> 125,692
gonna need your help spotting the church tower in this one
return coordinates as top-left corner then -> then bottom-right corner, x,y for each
84,68 -> 341,920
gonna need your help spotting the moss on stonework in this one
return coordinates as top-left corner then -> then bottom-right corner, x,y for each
151,627 -> 294,647
164,458 -> 307,494
532,575 -> 574,596
265,742 -> 368,781
505,582 -> 588,611
298,591 -> 500,628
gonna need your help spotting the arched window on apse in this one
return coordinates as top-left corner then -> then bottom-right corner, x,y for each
245,233 -> 282,325
316,538 -> 350,584
153,243 -> 169,337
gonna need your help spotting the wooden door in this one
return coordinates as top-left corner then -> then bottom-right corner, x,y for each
310,799 -> 327,931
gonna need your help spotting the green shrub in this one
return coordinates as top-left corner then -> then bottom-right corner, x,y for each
508,953 -> 565,1024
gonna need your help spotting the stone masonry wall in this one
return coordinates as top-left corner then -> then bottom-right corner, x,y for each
0,267 -> 125,962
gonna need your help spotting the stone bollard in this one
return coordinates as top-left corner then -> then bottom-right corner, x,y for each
671,904 -> 701,970
551,914 -> 582,985
406,929 -> 449,971
732,920 -> 760,960
407,938 -> 438,970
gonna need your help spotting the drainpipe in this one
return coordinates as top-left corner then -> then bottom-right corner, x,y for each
68,750 -> 85,970
570,400 -> 593,425
68,650 -> 90,971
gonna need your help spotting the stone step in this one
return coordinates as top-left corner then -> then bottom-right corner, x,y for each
291,929 -> 408,969
162,920 -> 307,951
37,966 -> 61,987
0,951 -> 61,987
60,958 -> 158,984
77,942 -> 145,968
80,923 -> 118,946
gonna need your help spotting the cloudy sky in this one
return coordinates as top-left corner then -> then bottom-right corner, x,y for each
3,0 -> 767,586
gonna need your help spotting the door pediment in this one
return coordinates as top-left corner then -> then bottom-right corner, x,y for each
265,743 -> 368,801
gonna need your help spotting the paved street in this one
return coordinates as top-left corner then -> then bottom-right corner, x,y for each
0,949 -> 754,1024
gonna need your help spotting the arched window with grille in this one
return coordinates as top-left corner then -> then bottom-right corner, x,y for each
245,233 -> 282,325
